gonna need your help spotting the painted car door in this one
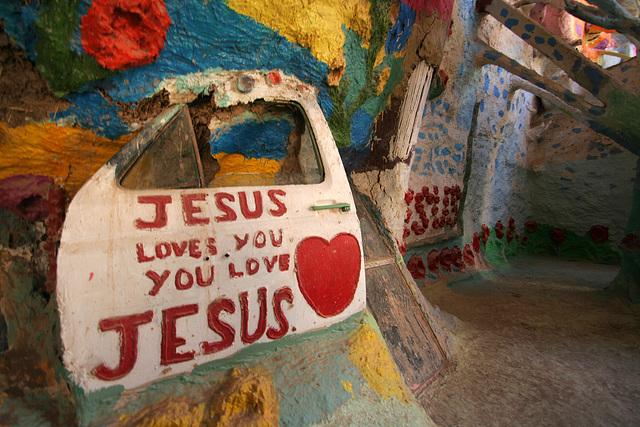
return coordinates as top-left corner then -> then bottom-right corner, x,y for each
57,72 -> 365,392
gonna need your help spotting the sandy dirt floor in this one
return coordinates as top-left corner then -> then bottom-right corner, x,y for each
418,255 -> 640,426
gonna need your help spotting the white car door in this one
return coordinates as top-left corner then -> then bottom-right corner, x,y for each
57,72 -> 365,392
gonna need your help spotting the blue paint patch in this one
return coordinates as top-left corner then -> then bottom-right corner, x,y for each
500,8 -> 509,17
499,110 -> 504,117
350,109 -> 374,150
455,143 -> 465,151
445,115 -> 452,123
571,128 -> 582,134
386,2 -> 415,54
524,24 -> 535,32
483,50 -> 503,61
506,101 -> 511,110
552,50 -> 564,61
522,33 -> 531,40
435,161 -> 445,174
552,76 -> 558,80
497,67 -> 502,75
443,102 -> 450,112
492,124 -> 497,132
547,38 -> 557,47
452,154 -> 462,163
502,89 -> 508,99
500,77 -> 504,84
583,65 -> 603,94
564,91 -> 577,103
434,147 -> 440,155
448,167 -> 457,174
57,0 -> 331,139
434,134 -> 440,140
565,167 -> 575,173
504,18 -> 519,29
210,115 -> 292,160
62,91 -> 130,139
479,99 -> 485,112
419,132 -> 426,139
493,86 -> 501,98
534,36 -> 545,44
571,59 -> 582,73
441,147 -> 451,156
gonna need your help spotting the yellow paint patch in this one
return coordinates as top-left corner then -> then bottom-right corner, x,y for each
228,0 -> 371,72
207,368 -> 279,426
347,324 -> 411,404
118,398 -> 206,427
377,67 -> 391,95
0,122 -> 131,197
210,153 -> 282,186
342,380 -> 355,399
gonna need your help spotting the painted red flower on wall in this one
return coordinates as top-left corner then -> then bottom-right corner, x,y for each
550,227 -> 566,245
524,220 -> 538,233
463,244 -> 476,266
495,220 -> 504,239
481,224 -> 490,245
407,254 -> 426,279
81,0 -> 172,70
589,225 -> 609,243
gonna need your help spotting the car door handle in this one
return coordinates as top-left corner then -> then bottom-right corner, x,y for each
312,203 -> 351,212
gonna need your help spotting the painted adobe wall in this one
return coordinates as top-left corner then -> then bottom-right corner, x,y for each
403,0 -> 637,280
0,0 -> 444,424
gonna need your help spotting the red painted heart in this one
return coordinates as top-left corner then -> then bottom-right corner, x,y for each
295,233 -> 362,318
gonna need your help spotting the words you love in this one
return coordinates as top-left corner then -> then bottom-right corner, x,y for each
93,189 -> 299,382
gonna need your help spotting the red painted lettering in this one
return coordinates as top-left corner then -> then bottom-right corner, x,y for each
229,263 -> 244,279
214,193 -> 237,222
92,310 -> 153,380
171,241 -> 188,257
174,268 -> 194,290
239,191 -> 263,219
188,239 -> 202,258
196,265 -> 214,287
136,243 -> 154,263
240,287 -> 267,344
279,253 -> 290,271
181,193 -> 210,226
146,270 -> 171,296
269,229 -> 283,247
267,190 -> 287,217
246,258 -> 259,275
234,234 -> 249,250
201,298 -> 235,355
206,237 -> 217,256
267,287 -> 294,340
155,242 -> 172,259
254,231 -> 266,248
135,195 -> 172,229
263,255 -> 277,273
161,304 -> 198,365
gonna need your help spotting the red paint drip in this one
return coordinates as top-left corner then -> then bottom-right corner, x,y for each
81,0 -> 172,70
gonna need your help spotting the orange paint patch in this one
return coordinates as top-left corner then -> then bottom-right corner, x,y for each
0,122 -> 131,197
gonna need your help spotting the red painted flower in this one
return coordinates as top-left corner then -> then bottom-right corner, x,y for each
407,254 -> 426,279
589,225 -> 609,243
463,244 -> 476,266
433,185 -> 439,195
508,217 -> 516,231
506,229 -> 513,243
525,220 -> 538,233
415,193 -> 424,204
422,186 -> 430,196
420,215 -> 429,229
521,234 -> 528,246
495,220 -> 505,239
411,221 -> 426,235
451,246 -> 465,271
481,224 -> 490,245
444,186 -> 451,195
81,0 -> 172,70
415,202 -> 425,214
405,208 -> 413,224
621,233 -> 640,253
439,247 -> 452,272
550,227 -> 566,245
403,227 -> 410,240
443,197 -> 450,207
427,249 -> 440,274
473,232 -> 481,252
404,189 -> 414,205
431,205 -> 439,216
